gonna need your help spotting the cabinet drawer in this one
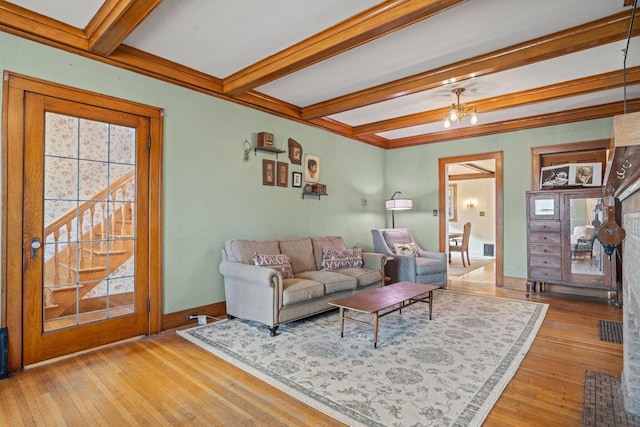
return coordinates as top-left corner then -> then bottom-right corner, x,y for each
529,232 -> 561,244
529,266 -> 562,281
529,221 -> 560,233
529,244 -> 561,256
530,254 -> 562,268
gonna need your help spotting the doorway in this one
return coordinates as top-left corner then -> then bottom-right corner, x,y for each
438,152 -> 504,286
2,73 -> 163,371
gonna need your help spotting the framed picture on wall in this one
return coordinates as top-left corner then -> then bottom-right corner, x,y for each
277,162 -> 288,187
292,171 -> 302,188
304,154 -> 320,183
448,183 -> 457,222
263,159 -> 275,186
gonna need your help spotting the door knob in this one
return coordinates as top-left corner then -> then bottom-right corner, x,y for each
31,237 -> 41,258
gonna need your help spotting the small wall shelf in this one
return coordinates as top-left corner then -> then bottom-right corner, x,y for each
255,146 -> 285,158
302,193 -> 328,200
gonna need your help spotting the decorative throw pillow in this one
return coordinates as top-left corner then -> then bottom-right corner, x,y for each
253,253 -> 294,279
322,247 -> 363,270
393,242 -> 419,257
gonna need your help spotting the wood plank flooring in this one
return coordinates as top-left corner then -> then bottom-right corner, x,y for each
0,262 -> 624,426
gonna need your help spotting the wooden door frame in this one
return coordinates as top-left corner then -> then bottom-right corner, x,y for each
438,151 -> 504,286
1,71 -> 164,373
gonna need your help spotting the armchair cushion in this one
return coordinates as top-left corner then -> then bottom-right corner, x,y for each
416,257 -> 447,275
393,242 -> 418,256
253,253 -> 294,279
382,229 -> 412,249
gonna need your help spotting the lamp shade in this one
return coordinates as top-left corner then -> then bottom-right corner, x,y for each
385,199 -> 413,210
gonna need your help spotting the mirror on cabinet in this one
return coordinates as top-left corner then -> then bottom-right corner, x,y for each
568,196 -> 605,277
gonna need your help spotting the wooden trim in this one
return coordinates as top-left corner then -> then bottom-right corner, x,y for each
162,302 -> 227,331
439,151 -> 504,287
530,139 -> 610,190
301,10 -> 640,120
450,172 -> 495,181
86,0 -> 163,56
354,67 -> 640,136
223,0 -> 464,96
388,99 -> 640,148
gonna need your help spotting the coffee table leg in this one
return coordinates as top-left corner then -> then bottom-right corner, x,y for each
373,312 -> 379,348
339,307 -> 345,337
428,291 -> 433,320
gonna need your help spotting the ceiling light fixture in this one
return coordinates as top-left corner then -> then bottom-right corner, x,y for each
443,88 -> 479,129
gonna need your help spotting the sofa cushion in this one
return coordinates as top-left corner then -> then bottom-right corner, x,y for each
393,242 -> 418,256
253,253 -> 294,279
383,229 -> 412,251
282,278 -> 325,306
295,270 -> 357,294
333,267 -> 381,287
322,247 -> 363,270
226,239 -> 280,264
279,238 -> 316,274
415,257 -> 447,275
311,236 -> 346,270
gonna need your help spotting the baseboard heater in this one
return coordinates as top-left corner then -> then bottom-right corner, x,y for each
1,327 -> 8,379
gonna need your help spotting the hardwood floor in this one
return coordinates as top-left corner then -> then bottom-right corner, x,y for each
1,263 -> 623,426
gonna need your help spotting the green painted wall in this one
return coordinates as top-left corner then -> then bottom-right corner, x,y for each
0,31 -> 614,316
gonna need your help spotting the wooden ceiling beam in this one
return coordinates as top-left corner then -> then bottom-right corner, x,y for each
86,0 -> 163,56
222,0 -> 463,96
303,9 -> 640,120
388,99 -> 640,148
354,66 -> 640,135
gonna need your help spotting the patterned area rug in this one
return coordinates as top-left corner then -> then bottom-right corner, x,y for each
599,320 -> 624,344
448,258 -> 494,276
178,290 -> 548,427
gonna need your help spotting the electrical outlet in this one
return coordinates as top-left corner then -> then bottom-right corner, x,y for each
197,315 -> 207,326
187,314 -> 198,321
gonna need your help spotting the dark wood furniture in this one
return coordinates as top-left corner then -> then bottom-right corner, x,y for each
525,189 -> 611,297
329,281 -> 440,348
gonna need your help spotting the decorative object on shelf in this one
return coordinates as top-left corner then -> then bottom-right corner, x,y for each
288,138 -> 302,165
385,191 -> 413,228
302,183 -> 328,199
304,154 -> 320,183
262,159 -> 275,186
540,163 -> 602,189
243,140 -> 251,162
257,132 -> 274,148
443,88 -> 478,129
292,172 -> 302,188
277,161 -> 288,187
448,184 -> 457,222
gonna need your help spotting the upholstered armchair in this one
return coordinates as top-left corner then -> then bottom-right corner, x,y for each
571,225 -> 596,259
371,228 -> 447,287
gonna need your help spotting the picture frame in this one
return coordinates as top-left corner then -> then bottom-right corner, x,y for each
288,138 -> 302,165
277,161 -> 288,187
448,183 -> 457,222
262,159 -> 275,186
540,162 -> 602,189
292,171 -> 302,188
304,154 -> 320,183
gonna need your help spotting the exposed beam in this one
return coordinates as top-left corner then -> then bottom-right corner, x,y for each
460,163 -> 495,175
302,9 -> 640,120
0,1 -> 88,49
86,0 -> 163,56
388,99 -> 640,148
354,66 -> 640,135
450,173 -> 495,181
223,0 -> 463,96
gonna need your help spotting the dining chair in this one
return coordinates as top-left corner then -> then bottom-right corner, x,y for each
449,222 -> 471,267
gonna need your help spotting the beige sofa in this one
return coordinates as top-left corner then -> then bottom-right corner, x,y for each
219,236 -> 386,336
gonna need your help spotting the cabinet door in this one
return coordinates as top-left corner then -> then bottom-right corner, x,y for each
529,193 -> 560,220
564,193 -> 610,288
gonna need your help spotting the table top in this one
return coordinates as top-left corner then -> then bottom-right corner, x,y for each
329,281 -> 440,314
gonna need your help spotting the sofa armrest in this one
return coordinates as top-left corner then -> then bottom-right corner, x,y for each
219,259 -> 281,287
362,252 -> 386,273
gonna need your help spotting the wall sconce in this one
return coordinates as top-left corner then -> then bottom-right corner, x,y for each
385,191 -> 413,228
465,199 -> 476,209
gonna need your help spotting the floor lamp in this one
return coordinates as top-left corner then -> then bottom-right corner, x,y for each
385,191 -> 413,228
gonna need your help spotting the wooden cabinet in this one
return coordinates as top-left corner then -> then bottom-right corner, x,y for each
526,189 -> 611,296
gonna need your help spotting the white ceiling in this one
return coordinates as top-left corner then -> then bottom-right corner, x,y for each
5,0 -> 640,147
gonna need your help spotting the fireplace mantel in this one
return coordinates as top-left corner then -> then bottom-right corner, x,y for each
604,111 -> 640,200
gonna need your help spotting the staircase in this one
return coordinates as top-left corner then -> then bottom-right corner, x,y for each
44,171 -> 136,321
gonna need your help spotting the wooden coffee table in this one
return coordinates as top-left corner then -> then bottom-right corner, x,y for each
329,281 -> 440,348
